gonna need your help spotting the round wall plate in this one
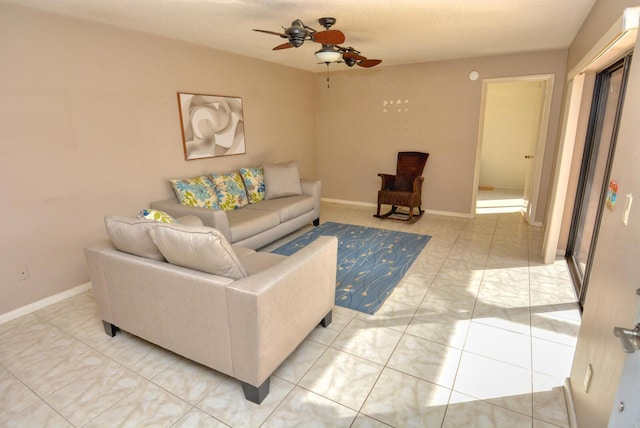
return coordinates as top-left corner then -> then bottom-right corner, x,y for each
469,70 -> 480,81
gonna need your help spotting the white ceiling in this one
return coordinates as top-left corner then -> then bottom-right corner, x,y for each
6,0 -> 597,72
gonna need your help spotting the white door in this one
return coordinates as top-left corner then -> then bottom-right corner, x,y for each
474,75 -> 553,224
522,80 -> 548,223
608,302 -> 640,427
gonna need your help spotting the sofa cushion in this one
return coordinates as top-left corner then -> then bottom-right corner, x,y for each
104,216 -> 165,261
175,215 -> 204,227
148,223 -> 248,279
263,160 -> 302,200
225,208 -> 280,242
170,175 -> 221,209
137,209 -> 177,223
239,167 -> 265,204
210,172 -> 249,211
244,195 -> 314,223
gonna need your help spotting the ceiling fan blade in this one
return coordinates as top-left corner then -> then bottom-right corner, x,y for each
358,59 -> 382,68
343,51 -> 367,61
313,29 -> 345,44
273,42 -> 293,50
253,29 -> 288,38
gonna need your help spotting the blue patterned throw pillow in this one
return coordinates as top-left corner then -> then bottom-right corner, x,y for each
239,167 -> 265,204
169,175 -> 221,209
137,209 -> 177,224
209,171 -> 249,211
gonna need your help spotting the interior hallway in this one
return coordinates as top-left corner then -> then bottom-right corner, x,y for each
0,202 -> 579,427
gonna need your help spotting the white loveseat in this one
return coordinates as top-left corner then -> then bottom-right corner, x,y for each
85,215 -> 337,404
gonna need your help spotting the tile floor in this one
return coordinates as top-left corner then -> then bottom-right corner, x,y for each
0,202 -> 580,427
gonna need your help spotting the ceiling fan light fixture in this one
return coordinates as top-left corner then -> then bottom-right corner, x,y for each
315,46 -> 341,63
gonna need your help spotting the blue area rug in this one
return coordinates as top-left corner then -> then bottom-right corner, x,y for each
273,222 -> 431,314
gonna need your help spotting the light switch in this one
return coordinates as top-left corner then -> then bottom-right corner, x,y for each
623,193 -> 633,226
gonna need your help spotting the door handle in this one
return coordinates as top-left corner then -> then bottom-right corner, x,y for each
613,324 -> 640,353
524,155 -> 534,159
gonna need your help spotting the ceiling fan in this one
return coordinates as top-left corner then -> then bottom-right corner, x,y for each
253,17 -> 382,68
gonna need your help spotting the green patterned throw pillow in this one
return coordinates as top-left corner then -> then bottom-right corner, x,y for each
239,167 -> 265,204
169,175 -> 220,209
209,171 -> 249,211
137,209 -> 177,224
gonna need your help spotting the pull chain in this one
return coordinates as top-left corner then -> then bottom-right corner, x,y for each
326,63 -> 330,88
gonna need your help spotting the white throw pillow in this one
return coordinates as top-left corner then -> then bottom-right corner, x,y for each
148,223 -> 248,279
263,160 -> 302,200
104,216 -> 165,261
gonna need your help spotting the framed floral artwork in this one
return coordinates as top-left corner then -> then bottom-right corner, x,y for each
177,92 -> 246,160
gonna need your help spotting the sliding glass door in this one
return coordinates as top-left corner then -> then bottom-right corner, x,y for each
566,55 -> 632,307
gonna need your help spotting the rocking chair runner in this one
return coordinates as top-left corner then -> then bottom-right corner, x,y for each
374,151 -> 429,223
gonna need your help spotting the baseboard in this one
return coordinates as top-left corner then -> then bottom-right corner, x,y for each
321,197 -> 377,208
0,282 -> 92,325
563,377 -> 578,428
321,198 -> 474,218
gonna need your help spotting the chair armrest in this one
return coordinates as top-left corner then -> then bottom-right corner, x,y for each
150,199 -> 231,241
378,174 -> 396,191
226,235 -> 338,386
412,176 -> 425,192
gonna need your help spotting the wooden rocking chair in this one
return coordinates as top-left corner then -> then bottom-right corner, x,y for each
374,151 -> 429,223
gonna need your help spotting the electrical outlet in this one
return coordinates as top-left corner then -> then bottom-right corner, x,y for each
16,265 -> 29,281
584,364 -> 593,393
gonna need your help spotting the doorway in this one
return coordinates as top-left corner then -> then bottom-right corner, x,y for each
474,75 -> 554,223
566,55 -> 632,307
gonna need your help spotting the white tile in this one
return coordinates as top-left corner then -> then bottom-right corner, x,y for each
262,386 -> 357,427
453,352 -> 532,416
387,334 -> 462,388
464,322 -> 532,369
198,376 -> 294,427
299,347 -> 383,411
172,408 -> 228,427
350,413 -> 394,427
45,360 -> 143,426
356,299 -> 417,332
532,338 -> 575,379
306,311 -> 351,346
406,308 -> 471,349
1,400 -> 73,427
361,368 -> 450,427
12,340 -> 106,397
152,356 -> 228,404
331,318 -> 403,365
532,377 -> 570,428
472,299 -> 531,335
112,337 -> 179,379
444,392 -> 532,427
273,339 -> 327,384
0,369 -> 42,425
84,381 -> 190,427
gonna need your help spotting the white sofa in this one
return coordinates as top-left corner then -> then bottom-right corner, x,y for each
151,179 -> 321,250
85,215 -> 337,404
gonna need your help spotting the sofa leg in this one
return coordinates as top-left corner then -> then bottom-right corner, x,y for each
320,310 -> 332,328
313,218 -> 320,227
241,378 -> 270,404
102,321 -> 117,337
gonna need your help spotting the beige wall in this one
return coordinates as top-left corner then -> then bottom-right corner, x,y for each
566,1 -> 640,427
0,3 -> 316,315
315,50 -> 567,220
